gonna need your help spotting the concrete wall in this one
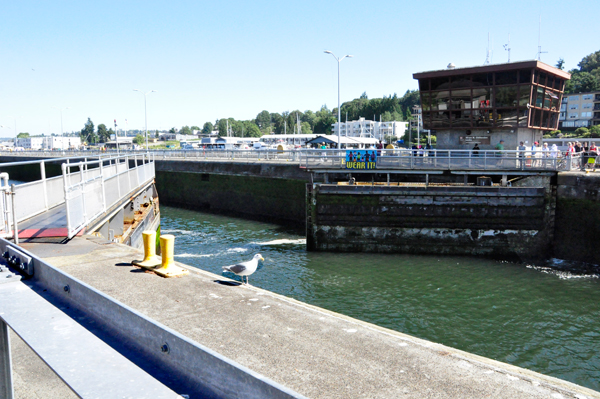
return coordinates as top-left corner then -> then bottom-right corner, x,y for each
554,172 -> 600,264
307,182 -> 554,261
155,161 -> 309,225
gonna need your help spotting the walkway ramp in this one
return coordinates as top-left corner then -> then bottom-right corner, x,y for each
0,154 -> 155,240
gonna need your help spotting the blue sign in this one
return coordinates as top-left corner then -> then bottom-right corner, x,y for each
345,150 -> 377,170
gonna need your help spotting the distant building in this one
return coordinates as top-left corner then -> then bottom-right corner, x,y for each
413,60 -> 571,149
16,137 -> 44,150
559,91 -> 600,129
15,136 -> 81,150
332,118 -> 408,141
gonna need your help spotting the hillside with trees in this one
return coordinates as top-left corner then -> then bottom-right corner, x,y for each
561,49 -> 600,94
208,89 -> 420,138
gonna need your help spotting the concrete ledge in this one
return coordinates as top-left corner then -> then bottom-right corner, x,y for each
17,238 -> 600,399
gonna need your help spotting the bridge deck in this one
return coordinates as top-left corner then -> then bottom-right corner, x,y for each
13,236 -> 599,399
17,204 -> 70,238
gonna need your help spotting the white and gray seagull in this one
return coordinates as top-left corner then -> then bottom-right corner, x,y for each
222,254 -> 265,285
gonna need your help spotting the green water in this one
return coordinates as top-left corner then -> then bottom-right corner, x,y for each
161,205 -> 600,392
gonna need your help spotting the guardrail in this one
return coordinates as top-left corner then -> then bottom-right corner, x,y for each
0,148 -> 587,172
0,237 -> 305,399
300,149 -> 584,172
63,153 -> 155,238
0,153 -> 155,240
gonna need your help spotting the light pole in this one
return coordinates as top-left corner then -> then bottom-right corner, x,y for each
324,50 -> 352,149
412,105 -> 421,148
52,107 -> 70,150
133,89 -> 156,150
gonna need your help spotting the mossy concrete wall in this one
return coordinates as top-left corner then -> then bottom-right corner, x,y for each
554,172 -> 600,264
307,181 -> 554,261
155,160 -> 309,225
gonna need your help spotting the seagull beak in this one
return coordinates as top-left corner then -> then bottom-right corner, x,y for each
260,256 -> 265,262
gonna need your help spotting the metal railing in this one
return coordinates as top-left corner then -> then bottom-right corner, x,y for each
63,153 -> 155,239
300,149 -> 584,172
0,148 -> 586,172
0,148 -> 304,162
0,154 -> 155,240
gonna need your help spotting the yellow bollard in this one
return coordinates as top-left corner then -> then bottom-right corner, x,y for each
153,234 -> 189,278
132,231 -> 161,269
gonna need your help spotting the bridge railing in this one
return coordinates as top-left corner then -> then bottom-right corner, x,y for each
300,149 -> 583,172
63,153 -> 155,239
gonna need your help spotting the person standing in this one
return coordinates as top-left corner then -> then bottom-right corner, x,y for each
472,143 -> 480,157
518,141 -> 526,168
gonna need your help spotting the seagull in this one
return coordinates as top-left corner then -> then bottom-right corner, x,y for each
222,254 -> 265,285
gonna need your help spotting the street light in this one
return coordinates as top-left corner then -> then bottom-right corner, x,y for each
412,105 -> 421,148
324,50 -> 353,149
133,89 -> 156,150
52,107 -> 70,150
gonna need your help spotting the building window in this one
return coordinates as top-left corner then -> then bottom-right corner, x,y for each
569,95 -> 580,101
569,104 -> 579,109
568,113 -> 578,119
583,103 -> 593,109
583,94 -> 593,100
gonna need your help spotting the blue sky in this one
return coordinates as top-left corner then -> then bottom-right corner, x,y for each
1,0 -> 598,136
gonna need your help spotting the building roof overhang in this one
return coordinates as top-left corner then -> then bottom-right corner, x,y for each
413,60 -> 571,80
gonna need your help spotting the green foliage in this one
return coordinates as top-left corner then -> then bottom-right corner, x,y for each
575,127 -> 590,137
578,50 -> 600,73
97,124 -> 109,143
255,110 -> 271,131
133,134 -> 145,145
590,125 -> 600,138
16,133 -> 29,138
556,58 -> 565,70
169,127 -> 177,134
201,122 -> 213,135
243,122 -> 261,137
203,90 -> 419,139
565,72 -> 599,94
190,126 -> 200,132
180,126 -> 192,135
564,50 -> 600,94
80,118 -> 96,144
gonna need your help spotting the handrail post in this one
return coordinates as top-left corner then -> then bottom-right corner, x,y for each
9,185 -> 18,245
62,163 -> 72,238
100,158 -> 107,212
79,163 -> 87,226
40,160 -> 48,211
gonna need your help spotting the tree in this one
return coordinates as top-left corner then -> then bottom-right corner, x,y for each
300,121 -> 313,135
180,126 -> 192,135
255,110 -> 271,131
97,124 -> 109,143
314,105 -> 336,133
16,133 -> 29,138
80,118 -> 96,145
169,127 -> 177,134
243,122 -> 261,138
574,127 -> 590,137
590,125 -> 600,138
578,50 -> 600,73
565,72 -> 599,94
133,134 -> 145,145
217,119 -> 229,136
201,122 -> 214,135
190,126 -> 200,132
555,58 -> 565,70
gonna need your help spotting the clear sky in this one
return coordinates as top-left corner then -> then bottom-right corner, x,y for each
1,0 -> 598,136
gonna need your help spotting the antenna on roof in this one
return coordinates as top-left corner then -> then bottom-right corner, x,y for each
536,15 -> 547,61
484,32 -> 491,64
503,33 -> 511,63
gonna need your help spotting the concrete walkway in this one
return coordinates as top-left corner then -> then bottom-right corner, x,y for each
14,236 -> 600,399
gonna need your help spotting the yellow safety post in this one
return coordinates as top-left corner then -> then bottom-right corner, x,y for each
132,231 -> 161,269
153,234 -> 189,278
